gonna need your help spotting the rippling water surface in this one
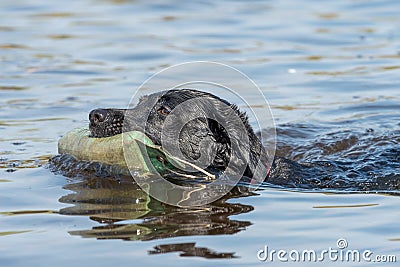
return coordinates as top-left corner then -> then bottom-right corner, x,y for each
1,0 -> 399,266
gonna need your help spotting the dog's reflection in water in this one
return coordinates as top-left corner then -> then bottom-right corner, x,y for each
148,243 -> 238,259
59,176 -> 256,259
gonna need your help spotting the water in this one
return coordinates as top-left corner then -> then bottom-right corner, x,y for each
1,0 -> 399,266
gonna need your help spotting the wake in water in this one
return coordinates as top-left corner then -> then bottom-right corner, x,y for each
265,123 -> 400,192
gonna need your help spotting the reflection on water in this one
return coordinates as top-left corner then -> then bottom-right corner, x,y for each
148,243 -> 237,259
59,177 -> 252,243
59,177 -> 254,258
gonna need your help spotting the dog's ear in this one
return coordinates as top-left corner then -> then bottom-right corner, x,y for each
206,107 -> 253,178
177,118 -> 220,164
207,105 -> 269,180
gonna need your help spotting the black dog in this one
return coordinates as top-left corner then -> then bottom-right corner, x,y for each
89,89 -> 275,182
89,89 -> 370,187
85,88 -> 400,190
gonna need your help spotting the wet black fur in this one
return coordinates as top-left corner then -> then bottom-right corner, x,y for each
89,89 -> 270,180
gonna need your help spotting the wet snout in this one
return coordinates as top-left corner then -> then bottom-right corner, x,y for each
89,109 -> 108,125
88,108 -> 125,138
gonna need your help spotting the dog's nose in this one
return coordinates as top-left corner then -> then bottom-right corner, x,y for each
89,109 -> 108,124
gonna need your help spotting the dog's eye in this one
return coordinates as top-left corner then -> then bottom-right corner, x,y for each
158,106 -> 170,116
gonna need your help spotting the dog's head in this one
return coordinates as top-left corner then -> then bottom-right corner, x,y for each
89,89 -> 269,178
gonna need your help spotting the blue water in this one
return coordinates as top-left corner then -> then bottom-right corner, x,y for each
1,0 -> 399,266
